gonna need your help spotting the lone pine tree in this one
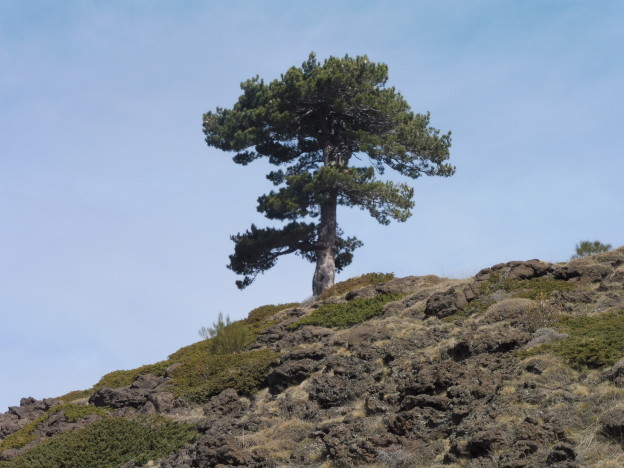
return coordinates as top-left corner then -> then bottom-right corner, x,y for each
203,53 -> 454,296
572,240 -> 612,259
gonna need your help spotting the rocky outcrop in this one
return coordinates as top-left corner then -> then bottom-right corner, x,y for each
2,246 -> 624,467
267,347 -> 327,394
0,397 -> 58,439
89,373 -> 179,415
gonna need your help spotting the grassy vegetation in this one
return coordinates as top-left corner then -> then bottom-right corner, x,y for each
57,389 -> 93,402
0,405 -> 111,455
0,414 -> 49,453
290,292 -> 403,330
520,310 -> 624,370
56,303 -> 288,404
168,347 -> 279,403
48,403 -> 109,423
53,278 -> 394,406
246,303 -> 299,326
199,313 -> 253,354
92,361 -> 170,391
317,273 -> 395,300
452,274 -> 575,320
57,337 -> 278,405
0,416 -> 198,468
503,277 -> 575,300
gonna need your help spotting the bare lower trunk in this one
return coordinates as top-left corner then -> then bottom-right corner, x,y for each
312,199 -> 337,296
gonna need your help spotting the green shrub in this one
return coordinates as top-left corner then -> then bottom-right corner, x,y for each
290,292 -> 403,330
520,310 -> 624,370
0,405 -> 111,455
49,403 -> 109,423
502,277 -> 575,300
246,303 -> 299,325
93,361 -> 169,391
451,274 -> 574,321
57,389 -> 92,403
0,416 -> 197,468
571,240 -> 612,259
169,349 -> 279,403
318,273 -> 395,300
199,312 -> 252,354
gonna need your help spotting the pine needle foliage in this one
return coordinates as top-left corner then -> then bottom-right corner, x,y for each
203,52 -> 454,295
571,240 -> 612,259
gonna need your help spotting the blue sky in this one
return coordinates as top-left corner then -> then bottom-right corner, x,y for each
1,0 -> 622,410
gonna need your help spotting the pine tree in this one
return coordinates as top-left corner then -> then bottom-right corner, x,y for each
571,240 -> 612,259
203,53 -> 454,295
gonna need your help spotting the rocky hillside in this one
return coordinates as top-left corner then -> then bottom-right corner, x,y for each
2,248 -> 624,467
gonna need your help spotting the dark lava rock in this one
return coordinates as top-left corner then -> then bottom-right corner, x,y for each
89,386 -> 148,409
267,347 -> 326,394
424,287 -> 475,318
89,373 -> 175,413
203,388 -> 248,420
193,431 -> 251,467
599,407 -> 624,441
546,444 -> 576,463
316,418 -> 397,467
553,262 -> 613,283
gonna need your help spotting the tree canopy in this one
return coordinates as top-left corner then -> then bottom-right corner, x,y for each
203,53 -> 454,295
571,240 -> 612,259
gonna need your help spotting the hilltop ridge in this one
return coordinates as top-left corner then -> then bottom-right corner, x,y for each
1,247 -> 624,467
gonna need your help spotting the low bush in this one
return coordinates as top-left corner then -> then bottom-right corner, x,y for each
502,277 -> 575,300
290,292 -> 403,330
571,240 -> 612,259
246,303 -> 299,325
57,389 -> 92,403
453,275 -> 574,321
169,349 -> 279,403
0,404 -> 111,455
481,298 -> 556,331
93,361 -> 170,391
0,416 -> 197,468
199,312 -> 252,354
317,273 -> 395,300
520,310 -> 624,369
49,403 -> 109,423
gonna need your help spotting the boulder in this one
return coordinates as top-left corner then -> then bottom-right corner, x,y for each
89,387 -> 148,409
268,347 -> 326,394
553,263 -> 612,282
523,328 -> 568,350
203,388 -> 248,419
425,286 -> 475,318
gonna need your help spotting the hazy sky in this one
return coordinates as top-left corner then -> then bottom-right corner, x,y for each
1,0 -> 622,410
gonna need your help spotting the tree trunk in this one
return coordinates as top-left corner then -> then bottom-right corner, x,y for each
312,197 -> 337,296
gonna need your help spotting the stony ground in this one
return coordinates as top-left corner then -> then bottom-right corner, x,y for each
2,248 -> 624,467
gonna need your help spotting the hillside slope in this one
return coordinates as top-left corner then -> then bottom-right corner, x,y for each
1,248 -> 624,467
